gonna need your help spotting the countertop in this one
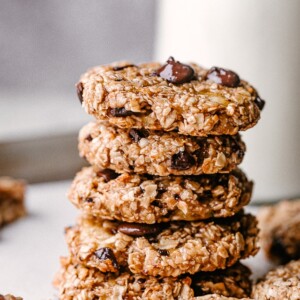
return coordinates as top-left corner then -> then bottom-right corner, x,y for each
0,181 -> 275,300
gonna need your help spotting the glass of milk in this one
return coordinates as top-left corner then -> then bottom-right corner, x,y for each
155,0 -> 300,202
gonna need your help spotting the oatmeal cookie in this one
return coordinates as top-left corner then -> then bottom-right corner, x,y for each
79,121 -> 245,176
68,167 -> 252,224
252,260 -> 300,300
258,199 -> 300,264
65,212 -> 259,277
194,296 -> 251,300
0,177 -> 26,227
0,296 -> 22,300
77,58 -> 264,137
55,257 -> 252,300
54,257 -> 193,300
192,262 -> 252,298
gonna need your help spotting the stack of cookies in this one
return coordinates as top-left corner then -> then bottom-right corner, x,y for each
55,57 -> 265,299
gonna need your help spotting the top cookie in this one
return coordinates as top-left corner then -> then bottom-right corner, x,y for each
77,57 -> 264,136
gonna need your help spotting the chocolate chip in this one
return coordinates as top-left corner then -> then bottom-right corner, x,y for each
151,200 -> 162,207
254,95 -> 265,110
85,197 -> 94,203
117,222 -> 163,237
156,187 -> 167,200
174,194 -> 180,200
156,57 -> 195,84
199,190 -> 213,202
129,128 -> 149,142
206,67 -> 240,87
96,169 -> 119,182
76,82 -> 84,103
270,235 -> 296,264
137,278 -> 146,284
191,284 -> 205,297
229,136 -> 244,161
171,150 -> 195,170
94,247 -> 119,270
85,134 -> 93,142
158,249 -> 169,256
110,107 -> 135,117
113,64 -> 136,71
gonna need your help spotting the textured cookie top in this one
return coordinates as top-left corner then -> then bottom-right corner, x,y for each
79,121 -> 245,176
69,167 -> 253,223
252,260 -> 300,300
77,58 -> 264,136
258,199 -> 300,264
55,257 -> 252,300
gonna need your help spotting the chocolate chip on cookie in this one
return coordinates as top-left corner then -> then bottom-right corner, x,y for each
254,95 -> 266,110
113,64 -> 136,71
117,222 -> 163,237
158,249 -> 169,256
206,67 -> 240,87
171,150 -> 195,170
76,82 -> 84,104
109,107 -> 135,117
129,128 -> 149,142
96,169 -> 119,182
94,247 -> 119,270
156,57 -> 195,84
85,134 -> 93,142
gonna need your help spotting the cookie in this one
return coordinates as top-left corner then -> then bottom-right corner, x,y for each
252,260 -> 300,300
79,121 -> 245,176
0,177 -> 26,227
195,296 -> 251,300
192,262 -> 252,298
0,296 -> 22,300
54,257 -> 193,300
258,199 -> 300,264
65,212 -> 259,277
77,58 -> 264,137
55,257 -> 252,300
68,167 -> 253,224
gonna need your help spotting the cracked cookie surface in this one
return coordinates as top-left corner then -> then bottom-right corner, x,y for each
79,121 -> 245,176
77,60 -> 262,137
252,260 -> 300,300
258,199 -> 300,264
54,257 -> 252,300
69,167 -> 252,224
65,212 -> 259,277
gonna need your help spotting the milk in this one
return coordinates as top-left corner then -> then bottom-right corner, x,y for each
155,0 -> 300,202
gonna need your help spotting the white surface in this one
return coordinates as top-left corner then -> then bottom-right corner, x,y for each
0,181 -> 76,299
155,0 -> 300,202
0,181 -> 275,299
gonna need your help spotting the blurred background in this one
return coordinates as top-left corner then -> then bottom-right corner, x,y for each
0,0 -> 156,182
1,0 -> 300,202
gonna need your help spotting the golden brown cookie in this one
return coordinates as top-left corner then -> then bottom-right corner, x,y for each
79,121 -> 245,176
65,212 -> 259,277
0,177 -> 26,227
258,199 -> 300,264
77,58 -> 263,136
68,167 -> 252,223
